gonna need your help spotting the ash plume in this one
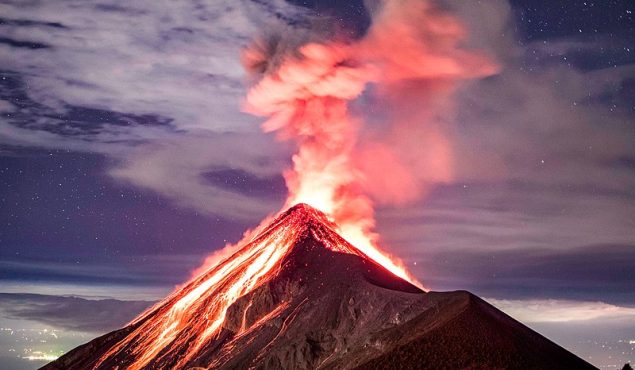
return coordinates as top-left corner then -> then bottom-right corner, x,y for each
242,0 -> 497,282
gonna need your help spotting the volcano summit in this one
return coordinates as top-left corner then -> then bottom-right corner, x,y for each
43,204 -> 595,370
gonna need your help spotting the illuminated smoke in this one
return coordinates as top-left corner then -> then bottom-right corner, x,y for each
243,0 -> 496,284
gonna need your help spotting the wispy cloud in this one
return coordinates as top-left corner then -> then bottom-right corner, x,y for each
108,133 -> 288,219
0,293 -> 153,332
0,0 -> 303,219
394,243 -> 635,305
488,298 -> 635,323
0,254 -> 202,287
2,1 -> 262,134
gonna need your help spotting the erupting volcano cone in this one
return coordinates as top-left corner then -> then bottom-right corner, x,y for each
43,204 -> 596,370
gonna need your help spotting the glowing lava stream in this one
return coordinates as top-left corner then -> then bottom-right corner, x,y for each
93,204 -> 413,369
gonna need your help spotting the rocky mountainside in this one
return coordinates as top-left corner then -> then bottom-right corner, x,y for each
42,204 -> 596,370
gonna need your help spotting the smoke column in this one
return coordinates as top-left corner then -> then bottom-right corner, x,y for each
242,0 -> 497,284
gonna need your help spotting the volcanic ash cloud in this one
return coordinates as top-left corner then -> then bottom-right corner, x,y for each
242,0 -> 498,283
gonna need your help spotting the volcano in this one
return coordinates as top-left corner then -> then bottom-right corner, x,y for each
42,204 -> 596,370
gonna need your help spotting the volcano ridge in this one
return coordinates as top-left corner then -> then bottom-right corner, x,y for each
42,204 -> 596,370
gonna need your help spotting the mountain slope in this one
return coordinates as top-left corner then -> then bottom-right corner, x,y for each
42,204 -> 596,370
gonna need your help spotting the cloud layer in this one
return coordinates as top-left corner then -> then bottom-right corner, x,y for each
0,293 -> 152,332
488,297 -> 635,323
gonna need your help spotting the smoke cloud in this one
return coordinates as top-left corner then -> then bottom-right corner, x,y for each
242,0 -> 497,270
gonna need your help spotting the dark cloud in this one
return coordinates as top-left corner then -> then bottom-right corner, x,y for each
0,256 -> 192,287
413,244 -> 635,305
613,155 -> 635,170
0,70 -> 175,139
0,37 -> 49,49
0,17 -> 67,29
108,133 -> 289,219
0,293 -> 153,332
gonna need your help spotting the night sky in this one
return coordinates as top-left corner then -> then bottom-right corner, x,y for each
0,1 -> 634,369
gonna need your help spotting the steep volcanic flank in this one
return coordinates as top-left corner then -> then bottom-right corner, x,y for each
43,204 -> 596,370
